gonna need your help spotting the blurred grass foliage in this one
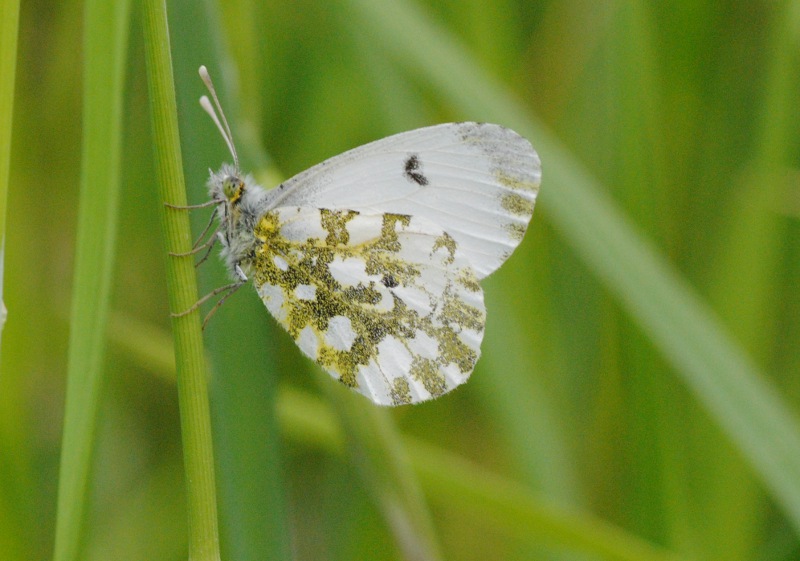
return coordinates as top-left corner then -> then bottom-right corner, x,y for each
1,1 -> 799,561
54,1 -> 130,560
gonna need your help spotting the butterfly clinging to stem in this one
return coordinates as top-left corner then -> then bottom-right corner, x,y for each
177,65 -> 541,406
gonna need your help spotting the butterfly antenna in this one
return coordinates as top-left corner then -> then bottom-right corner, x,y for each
199,65 -> 239,171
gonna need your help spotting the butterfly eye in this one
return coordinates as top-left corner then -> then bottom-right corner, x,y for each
223,176 -> 244,203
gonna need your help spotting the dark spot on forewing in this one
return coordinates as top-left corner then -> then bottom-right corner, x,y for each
381,274 -> 398,288
403,153 -> 429,186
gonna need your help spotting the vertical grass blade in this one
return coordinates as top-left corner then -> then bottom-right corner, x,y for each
344,0 -> 800,533
322,381 -> 444,561
52,1 -> 131,560
141,0 -> 221,559
0,1 -> 20,554
0,0 -> 20,354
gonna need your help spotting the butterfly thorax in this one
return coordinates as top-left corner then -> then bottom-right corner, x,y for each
208,164 -> 271,280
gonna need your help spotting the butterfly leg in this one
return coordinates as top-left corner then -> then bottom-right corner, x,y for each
198,263 -> 248,328
168,230 -> 219,259
200,279 -> 246,329
171,281 -> 244,319
168,205 -> 223,259
164,199 -> 220,210
192,236 -> 219,268
170,262 -> 249,329
188,211 -> 222,250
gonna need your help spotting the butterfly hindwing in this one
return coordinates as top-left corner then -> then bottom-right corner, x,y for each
251,206 -> 486,405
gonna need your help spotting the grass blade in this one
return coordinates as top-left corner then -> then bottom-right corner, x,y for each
0,0 -> 19,354
321,380 -> 444,561
52,1 -> 131,560
141,0 -> 221,559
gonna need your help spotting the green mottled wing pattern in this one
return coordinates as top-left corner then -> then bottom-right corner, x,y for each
251,206 -> 485,405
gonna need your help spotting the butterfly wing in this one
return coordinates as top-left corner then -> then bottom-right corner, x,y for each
263,122 -> 540,279
251,206 -> 485,405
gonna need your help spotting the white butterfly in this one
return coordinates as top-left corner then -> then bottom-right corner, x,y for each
192,66 -> 540,406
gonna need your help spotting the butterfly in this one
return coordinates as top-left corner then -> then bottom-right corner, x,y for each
186,66 -> 540,406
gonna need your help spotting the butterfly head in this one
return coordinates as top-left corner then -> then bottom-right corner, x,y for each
220,167 -> 245,205
206,163 -> 243,204
207,162 -> 267,254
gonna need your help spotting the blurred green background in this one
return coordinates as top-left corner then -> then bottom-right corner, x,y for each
2,0 -> 800,560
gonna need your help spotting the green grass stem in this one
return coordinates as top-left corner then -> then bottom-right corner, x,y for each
141,0 -> 221,559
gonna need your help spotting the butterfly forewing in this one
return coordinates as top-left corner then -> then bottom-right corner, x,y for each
264,122 -> 540,279
251,206 -> 485,405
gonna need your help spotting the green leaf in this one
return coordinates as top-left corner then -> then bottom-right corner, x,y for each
53,1 -> 131,560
